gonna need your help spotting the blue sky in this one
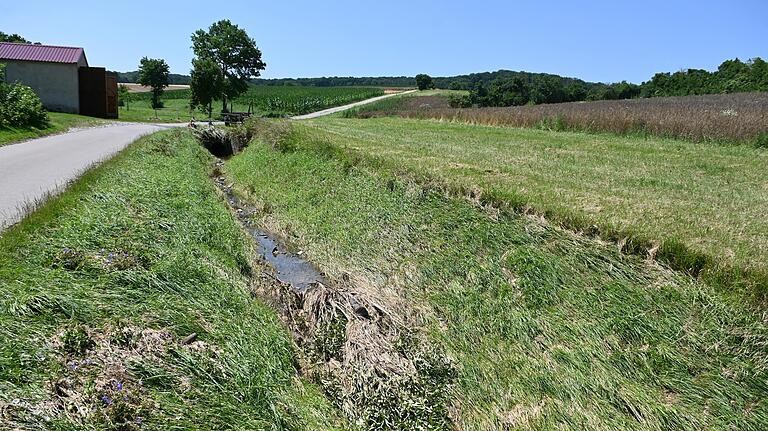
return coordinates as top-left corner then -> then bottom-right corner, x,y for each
2,1 -> 766,83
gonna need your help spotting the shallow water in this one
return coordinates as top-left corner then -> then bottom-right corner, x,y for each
249,228 -> 326,291
214,170 -> 326,292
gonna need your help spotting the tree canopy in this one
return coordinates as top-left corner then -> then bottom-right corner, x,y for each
137,57 -> 170,110
190,57 -> 225,118
0,32 -> 31,43
416,74 -> 434,91
191,20 -> 265,112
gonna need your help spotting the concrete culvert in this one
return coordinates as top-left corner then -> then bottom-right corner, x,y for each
193,127 -> 235,157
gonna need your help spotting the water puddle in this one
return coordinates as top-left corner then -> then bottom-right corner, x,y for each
213,163 -> 326,292
250,229 -> 325,291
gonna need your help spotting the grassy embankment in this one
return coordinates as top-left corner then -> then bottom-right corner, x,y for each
0,112 -> 105,146
226,121 -> 768,430
119,86 -> 385,123
0,130 -> 344,429
306,117 -> 768,299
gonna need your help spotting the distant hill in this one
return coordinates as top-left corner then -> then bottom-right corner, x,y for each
113,70 -> 605,90
114,57 -> 768,102
250,70 -> 606,91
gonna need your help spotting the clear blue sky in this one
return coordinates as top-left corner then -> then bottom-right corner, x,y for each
2,0 -> 766,83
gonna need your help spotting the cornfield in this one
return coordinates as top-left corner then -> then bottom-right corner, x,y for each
237,86 -> 384,116
128,86 -> 385,116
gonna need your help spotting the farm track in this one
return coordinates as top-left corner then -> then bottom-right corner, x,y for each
291,90 -> 418,119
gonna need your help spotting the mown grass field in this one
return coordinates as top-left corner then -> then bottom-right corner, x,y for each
303,116 -> 768,298
226,122 -> 768,430
0,112 -> 106,146
119,86 -> 384,122
0,130 -> 344,429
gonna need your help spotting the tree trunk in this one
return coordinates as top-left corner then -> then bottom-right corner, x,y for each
221,65 -> 228,113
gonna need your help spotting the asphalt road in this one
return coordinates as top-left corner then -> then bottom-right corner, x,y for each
291,90 -> 418,120
0,123 -> 179,230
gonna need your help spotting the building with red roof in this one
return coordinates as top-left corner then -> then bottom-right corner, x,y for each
0,42 -> 116,118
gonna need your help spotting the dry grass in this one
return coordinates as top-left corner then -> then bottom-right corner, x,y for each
391,92 -> 768,144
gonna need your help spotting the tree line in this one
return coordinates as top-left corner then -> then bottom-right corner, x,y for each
449,58 -> 768,107
115,70 -> 191,85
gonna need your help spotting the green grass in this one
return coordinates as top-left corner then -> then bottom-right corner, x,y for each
339,90 -> 463,118
0,130 -> 344,429
0,112 -> 106,146
120,86 -> 385,122
303,117 -> 768,299
226,122 -> 768,430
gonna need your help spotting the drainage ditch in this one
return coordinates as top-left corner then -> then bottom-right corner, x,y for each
204,128 -> 457,430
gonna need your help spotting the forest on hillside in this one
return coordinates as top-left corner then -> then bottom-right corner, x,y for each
113,57 -> 768,107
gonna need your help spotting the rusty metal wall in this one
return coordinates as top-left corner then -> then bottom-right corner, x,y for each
78,67 -> 107,118
105,71 -> 118,118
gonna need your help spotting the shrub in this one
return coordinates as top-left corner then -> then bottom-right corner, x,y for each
0,81 -> 49,128
754,132 -> 768,149
448,94 -> 472,108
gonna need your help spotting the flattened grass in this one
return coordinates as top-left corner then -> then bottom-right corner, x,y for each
305,117 -> 768,299
227,125 -> 768,430
0,130 -> 343,429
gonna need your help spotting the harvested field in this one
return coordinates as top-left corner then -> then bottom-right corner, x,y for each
378,92 -> 768,144
120,83 -> 190,93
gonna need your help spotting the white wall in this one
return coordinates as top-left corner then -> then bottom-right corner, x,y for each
3,61 -> 80,114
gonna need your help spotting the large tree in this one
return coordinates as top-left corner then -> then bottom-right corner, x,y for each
415,74 -> 433,91
137,57 -> 169,111
190,57 -> 225,118
191,20 -> 265,112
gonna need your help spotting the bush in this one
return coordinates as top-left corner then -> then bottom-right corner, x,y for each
754,132 -> 768,149
448,94 -> 472,108
0,82 -> 49,128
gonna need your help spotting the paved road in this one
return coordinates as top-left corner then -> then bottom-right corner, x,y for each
291,90 -> 418,120
0,123 -> 179,230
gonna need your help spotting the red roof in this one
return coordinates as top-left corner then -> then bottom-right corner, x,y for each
0,42 -> 85,64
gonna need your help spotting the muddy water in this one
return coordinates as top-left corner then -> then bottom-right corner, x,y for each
250,229 -> 326,291
213,167 -> 326,292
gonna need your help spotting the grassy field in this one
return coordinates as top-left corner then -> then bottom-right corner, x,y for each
225,121 -> 768,430
0,112 -> 106,146
0,130 -> 344,429
119,86 -> 385,122
340,89 -> 460,118
301,117 -> 768,299
378,92 -> 768,146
